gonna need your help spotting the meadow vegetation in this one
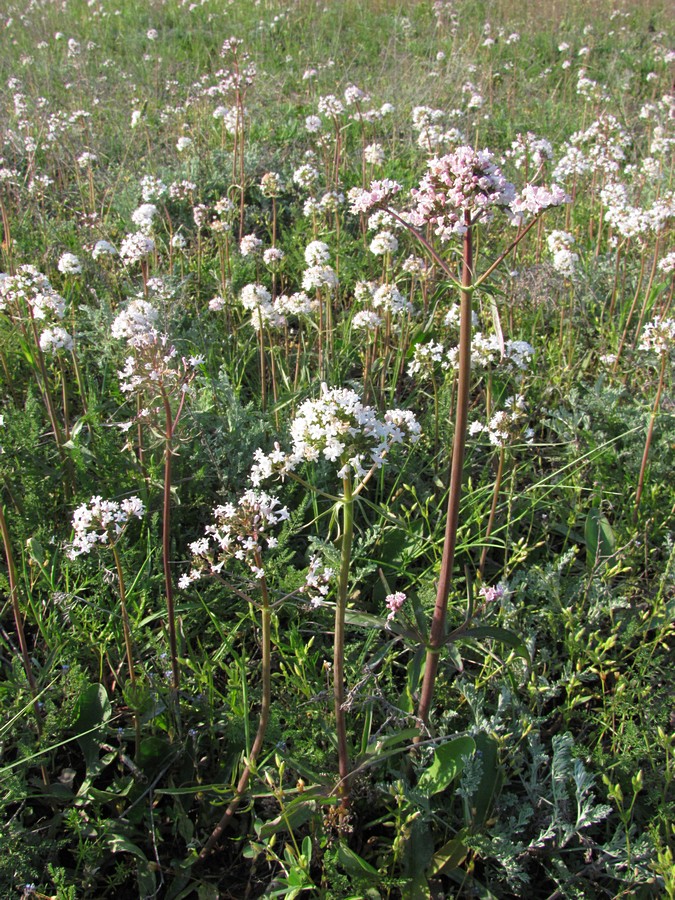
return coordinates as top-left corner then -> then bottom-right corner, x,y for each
0,0 -> 674,896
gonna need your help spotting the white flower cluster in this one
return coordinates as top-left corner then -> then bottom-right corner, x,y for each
91,240 -> 118,259
260,171 -> 283,198
180,489 -> 290,585
554,113 -> 631,182
116,330 -> 201,398
506,132 -> 554,171
68,495 -> 145,557
263,248 -> 285,268
469,395 -> 533,447
658,251 -> 675,274
39,325 -> 74,353
301,553 -> 334,606
408,340 -> 453,377
351,309 -> 383,332
274,291 -> 317,318
443,305 -> 479,329
0,265 -> 66,321
638,316 -> 675,356
250,384 -> 421,484
240,282 -> 286,331
240,233 -> 262,257
412,105 -> 466,152
371,283 -> 413,316
364,142 -> 385,166
509,183 -> 568,224
369,231 -> 399,256
304,241 -> 331,266
111,298 -> 159,347
547,230 -> 579,276
140,175 -> 168,202
57,252 -> 82,275
131,203 -> 159,234
119,231 -> 155,265
302,265 -> 338,292
470,334 -> 535,370
292,164 -> 320,190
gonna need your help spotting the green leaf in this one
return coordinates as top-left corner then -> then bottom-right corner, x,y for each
337,844 -> 380,879
72,683 -> 111,767
138,736 -> 173,772
455,626 -> 531,663
364,727 -> 420,757
255,797 -> 316,839
26,536 -> 45,567
417,736 -> 475,798
428,830 -> 468,877
585,507 -> 616,568
73,683 -> 112,732
468,733 -> 503,826
103,832 -> 148,859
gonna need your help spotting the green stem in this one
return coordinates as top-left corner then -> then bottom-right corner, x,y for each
335,474 -> 354,803
111,542 -> 141,758
161,389 -> 180,691
198,556 -> 272,860
635,352 -> 667,515
0,503 -> 41,718
479,446 -> 505,577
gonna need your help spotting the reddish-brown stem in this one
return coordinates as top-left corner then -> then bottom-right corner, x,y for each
416,210 -> 473,732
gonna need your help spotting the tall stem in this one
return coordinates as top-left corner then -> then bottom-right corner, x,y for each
417,211 -> 473,731
635,352 -> 667,515
161,390 -> 180,691
335,474 -> 354,802
0,503 -> 41,720
198,558 -> 272,860
111,543 -> 141,758
479,447 -> 505,577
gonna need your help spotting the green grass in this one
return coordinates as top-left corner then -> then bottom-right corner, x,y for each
0,0 -> 674,897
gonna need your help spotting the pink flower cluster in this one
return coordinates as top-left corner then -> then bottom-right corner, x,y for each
408,147 -> 516,239
348,179 -> 403,215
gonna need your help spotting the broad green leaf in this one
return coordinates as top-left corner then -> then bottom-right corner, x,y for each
138,736 -> 172,772
103,832 -> 148,859
72,683 -> 112,732
337,844 -> 379,879
72,683 -> 111,767
585,507 -> 616,568
256,797 -> 316,839
467,733 -> 503,827
417,736 -> 475,798
456,626 -> 530,664
428,831 -> 468,877
364,727 -> 420,756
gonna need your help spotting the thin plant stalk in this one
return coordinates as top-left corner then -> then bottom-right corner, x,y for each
479,446 -> 505,577
198,552 -> 272,860
634,351 -> 667,514
613,247 -> 647,372
110,543 -> 141,758
416,210 -> 473,732
632,238 -> 661,348
0,503 -> 41,722
334,473 -> 354,804
160,388 -> 180,691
